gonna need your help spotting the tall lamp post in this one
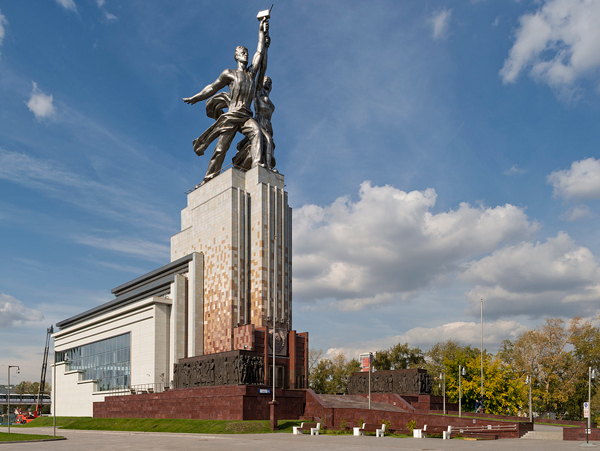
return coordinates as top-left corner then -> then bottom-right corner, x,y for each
480,298 -> 484,413
53,352 -> 57,437
7,365 -> 20,434
459,365 -> 466,417
525,375 -> 532,423
53,352 -> 67,437
587,367 -> 596,445
439,371 -> 446,414
368,353 -> 374,410
272,234 -> 277,405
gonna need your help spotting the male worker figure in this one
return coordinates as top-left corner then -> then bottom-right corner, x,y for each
183,18 -> 269,184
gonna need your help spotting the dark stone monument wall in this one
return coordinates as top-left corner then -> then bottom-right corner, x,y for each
94,385 -> 306,421
302,389 -> 531,438
564,428 -> 600,441
174,350 -> 264,388
347,368 -> 432,395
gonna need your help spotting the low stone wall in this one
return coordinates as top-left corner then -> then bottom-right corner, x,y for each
303,390 -> 531,438
563,427 -> 600,441
94,385 -> 306,421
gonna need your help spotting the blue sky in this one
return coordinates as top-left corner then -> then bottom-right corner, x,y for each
1,0 -> 600,383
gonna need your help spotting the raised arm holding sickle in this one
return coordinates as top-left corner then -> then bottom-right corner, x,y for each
183,17 -> 270,185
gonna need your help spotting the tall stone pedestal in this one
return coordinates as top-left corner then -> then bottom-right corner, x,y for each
171,166 -> 292,356
269,400 -> 279,430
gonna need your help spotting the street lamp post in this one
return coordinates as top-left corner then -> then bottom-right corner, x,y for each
526,375 -> 532,423
440,372 -> 446,414
53,352 -> 57,437
7,365 -> 20,434
368,360 -> 371,410
480,298 -> 484,413
272,235 -> 277,404
459,365 -> 466,417
587,367 -> 596,445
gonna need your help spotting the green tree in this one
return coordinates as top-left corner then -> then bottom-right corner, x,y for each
425,339 -> 475,396
308,349 -> 360,394
561,317 -> 600,419
373,343 -> 425,370
500,317 -> 595,419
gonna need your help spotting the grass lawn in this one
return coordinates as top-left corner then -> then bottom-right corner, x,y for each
0,432 -> 64,442
23,416 -> 303,434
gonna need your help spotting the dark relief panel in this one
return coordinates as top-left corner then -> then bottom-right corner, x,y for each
347,369 -> 432,395
174,351 -> 265,388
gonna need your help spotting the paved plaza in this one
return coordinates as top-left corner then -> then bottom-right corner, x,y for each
1,426 -> 595,451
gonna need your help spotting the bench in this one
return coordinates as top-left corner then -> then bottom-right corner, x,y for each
355,423 -> 386,437
293,422 -> 321,435
453,424 -> 512,440
426,424 -> 455,439
462,433 -> 498,440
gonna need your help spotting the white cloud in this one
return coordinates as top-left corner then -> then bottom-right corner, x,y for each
26,82 -> 57,119
0,293 -> 44,327
492,16 -> 500,28
462,232 -> 600,319
500,0 -> 600,92
294,182 -> 538,310
504,164 -> 527,176
56,0 -> 77,12
103,12 -> 118,22
548,157 -> 600,200
73,235 -> 169,262
0,9 -> 7,55
325,319 -> 528,358
0,148 -> 174,233
431,9 -> 452,40
561,205 -> 592,222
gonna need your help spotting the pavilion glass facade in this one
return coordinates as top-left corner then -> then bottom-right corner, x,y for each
56,333 -> 130,391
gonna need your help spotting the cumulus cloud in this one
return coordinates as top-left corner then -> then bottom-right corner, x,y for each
293,182 -> 538,310
431,9 -> 452,40
561,205 -> 592,222
325,320 -> 528,358
55,0 -> 77,12
462,232 -> 600,319
0,293 -> 44,327
0,8 -> 7,55
548,157 -> 600,201
26,82 -> 57,119
500,0 -> 600,92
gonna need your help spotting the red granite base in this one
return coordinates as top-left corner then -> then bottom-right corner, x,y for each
563,427 -> 600,441
93,385 -> 306,421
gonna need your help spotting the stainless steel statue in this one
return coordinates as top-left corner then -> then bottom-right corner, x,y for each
233,61 -> 276,171
183,10 -> 274,184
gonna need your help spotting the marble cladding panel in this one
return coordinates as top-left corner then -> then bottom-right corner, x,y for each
171,166 -> 291,356
233,324 -> 254,351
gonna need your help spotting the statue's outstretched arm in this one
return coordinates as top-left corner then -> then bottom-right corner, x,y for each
183,70 -> 231,105
256,38 -> 269,92
249,19 -> 268,77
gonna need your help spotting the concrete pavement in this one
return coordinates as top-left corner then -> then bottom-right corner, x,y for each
1,426 -> 595,450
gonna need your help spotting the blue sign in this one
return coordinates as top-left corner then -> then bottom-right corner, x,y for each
259,389 -> 271,394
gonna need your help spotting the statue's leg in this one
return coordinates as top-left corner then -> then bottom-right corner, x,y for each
240,119 -> 263,167
204,131 -> 236,181
264,133 -> 274,170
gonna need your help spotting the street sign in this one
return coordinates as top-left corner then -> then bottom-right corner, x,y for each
259,389 -> 271,394
584,402 -> 590,418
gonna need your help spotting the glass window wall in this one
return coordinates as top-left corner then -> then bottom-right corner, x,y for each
55,333 -> 130,391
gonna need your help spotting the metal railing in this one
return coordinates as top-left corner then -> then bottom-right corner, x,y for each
105,383 -> 166,397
